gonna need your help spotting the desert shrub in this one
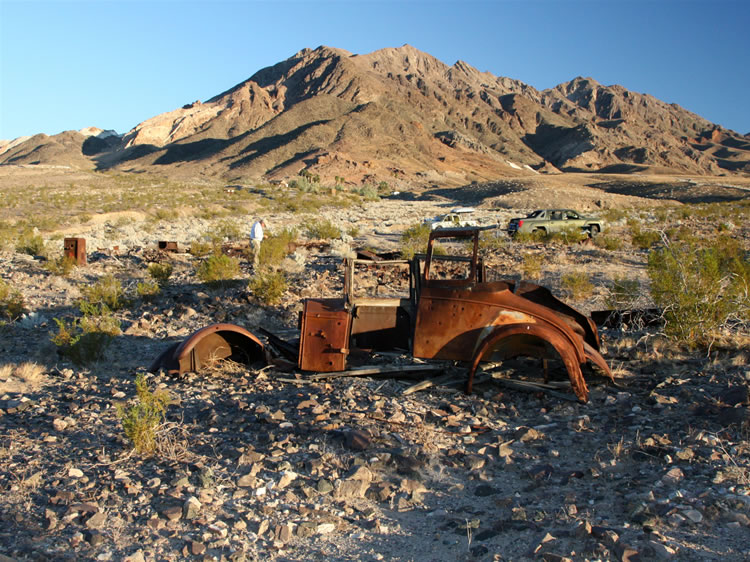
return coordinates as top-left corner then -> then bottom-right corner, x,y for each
521,253 -> 543,280
400,223 -> 432,259
248,270 -> 288,305
629,222 -> 660,250
303,218 -> 341,240
354,184 -> 380,201
50,315 -> 119,366
148,263 -> 173,287
0,279 -> 26,321
606,276 -> 641,309
512,229 -> 546,244
648,236 -> 749,347
561,272 -> 594,300
117,373 -> 170,455
80,274 -> 129,314
546,227 -> 589,245
602,208 -> 628,222
45,256 -> 77,276
136,280 -> 161,301
478,229 -> 507,252
347,226 -> 360,238
16,232 -> 46,256
209,219 -> 243,243
196,253 -> 241,285
594,235 -> 623,251
258,228 -> 297,268
190,240 -> 214,257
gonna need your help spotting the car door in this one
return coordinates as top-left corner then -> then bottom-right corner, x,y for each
563,210 -> 585,231
548,210 -> 564,233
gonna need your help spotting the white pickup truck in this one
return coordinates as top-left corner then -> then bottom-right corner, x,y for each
423,207 -> 478,230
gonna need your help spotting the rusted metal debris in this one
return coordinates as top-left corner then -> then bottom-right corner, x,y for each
152,227 -> 614,402
64,237 -> 86,265
158,241 -> 179,252
150,323 -> 265,374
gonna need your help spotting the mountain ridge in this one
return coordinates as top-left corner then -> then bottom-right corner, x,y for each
2,45 -> 748,185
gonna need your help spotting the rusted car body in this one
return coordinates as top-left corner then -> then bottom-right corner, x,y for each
154,227 -> 612,402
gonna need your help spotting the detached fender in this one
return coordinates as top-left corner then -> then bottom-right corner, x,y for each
465,322 -> 589,403
150,323 -> 265,374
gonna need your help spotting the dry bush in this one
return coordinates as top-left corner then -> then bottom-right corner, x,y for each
248,270 -> 288,305
80,274 -> 129,314
117,373 -> 170,456
561,272 -> 594,300
148,262 -> 173,287
521,253 -> 543,280
258,228 -> 297,267
0,279 -> 26,321
45,255 -> 77,276
0,362 -> 46,393
303,218 -> 341,240
196,253 -> 241,285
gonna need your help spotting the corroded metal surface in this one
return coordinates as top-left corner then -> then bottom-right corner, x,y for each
150,323 -> 264,374
64,237 -> 86,265
298,299 -> 351,372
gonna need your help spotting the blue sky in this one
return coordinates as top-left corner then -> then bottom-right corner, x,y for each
1,0 -> 748,140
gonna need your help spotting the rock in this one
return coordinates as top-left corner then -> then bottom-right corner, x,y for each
661,467 -> 684,486
275,523 -> 293,543
277,470 -> 297,489
68,468 -> 84,478
682,508 -> 703,523
345,429 -> 371,450
645,540 -> 677,559
183,496 -> 201,520
190,541 -> 206,555
474,484 -> 499,497
317,479 -> 334,494
123,550 -> 146,562
85,512 -> 107,529
317,522 -> 336,534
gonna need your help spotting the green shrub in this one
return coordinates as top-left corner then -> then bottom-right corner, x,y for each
561,272 -> 594,300
209,219 -> 243,243
45,256 -> 77,276
258,228 -> 297,267
117,373 -> 170,456
648,236 -> 749,347
303,218 -> 341,240
594,235 -> 623,251
50,314 -> 119,366
547,227 -> 588,245
248,270 -> 288,305
478,229 -> 507,252
190,240 -> 214,257
16,233 -> 46,256
196,253 -> 241,285
629,221 -> 661,250
400,223 -> 432,259
606,276 -> 641,309
136,280 -> 161,301
521,253 -> 543,280
80,274 -> 129,314
0,279 -> 25,321
148,263 -> 173,287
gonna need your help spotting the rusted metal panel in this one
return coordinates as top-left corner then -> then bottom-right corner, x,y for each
298,299 -> 351,372
158,241 -> 178,252
465,323 -> 590,402
350,303 -> 412,350
64,237 -> 86,265
150,323 -> 264,374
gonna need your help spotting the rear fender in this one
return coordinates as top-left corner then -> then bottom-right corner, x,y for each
465,322 -> 589,403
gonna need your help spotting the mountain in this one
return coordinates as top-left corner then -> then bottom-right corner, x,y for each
2,45 -> 749,185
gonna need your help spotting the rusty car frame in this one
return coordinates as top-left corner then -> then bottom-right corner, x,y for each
153,227 -> 613,402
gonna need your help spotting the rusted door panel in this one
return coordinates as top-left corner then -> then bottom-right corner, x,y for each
299,299 -> 351,372
350,304 -> 412,350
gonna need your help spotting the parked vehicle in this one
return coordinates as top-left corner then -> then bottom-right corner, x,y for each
153,228 -> 613,403
508,209 -> 604,237
423,207 -> 478,230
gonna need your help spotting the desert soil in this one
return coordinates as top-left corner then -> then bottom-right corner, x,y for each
1,168 -> 749,561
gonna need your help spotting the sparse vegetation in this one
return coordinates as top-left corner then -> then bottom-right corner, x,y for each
148,262 -> 173,287
258,228 -> 297,267
136,280 -> 161,301
196,253 -> 241,285
303,218 -> 341,240
50,314 -> 120,366
561,271 -> 594,300
16,232 -> 46,256
521,253 -> 543,280
0,279 -> 26,321
79,274 -> 129,314
400,223 -> 432,259
117,373 -> 170,456
45,255 -> 77,276
648,234 -> 749,347
606,276 -> 641,309
248,270 -> 288,305
594,235 -> 623,251
629,221 -> 661,250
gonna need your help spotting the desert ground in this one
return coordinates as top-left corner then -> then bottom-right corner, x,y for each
1,166 -> 749,561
